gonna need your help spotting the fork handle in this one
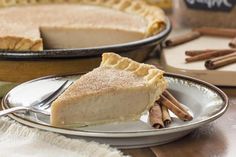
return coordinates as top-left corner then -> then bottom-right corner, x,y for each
0,106 -> 29,117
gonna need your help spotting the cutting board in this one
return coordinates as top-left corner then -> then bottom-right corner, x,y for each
161,29 -> 236,86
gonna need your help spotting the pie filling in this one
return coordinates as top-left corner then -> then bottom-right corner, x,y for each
51,88 -> 152,127
40,27 -> 145,49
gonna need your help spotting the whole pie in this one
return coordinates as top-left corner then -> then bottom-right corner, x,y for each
0,0 -> 167,51
51,53 -> 167,127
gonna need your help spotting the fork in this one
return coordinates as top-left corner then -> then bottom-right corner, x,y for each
0,80 -> 72,117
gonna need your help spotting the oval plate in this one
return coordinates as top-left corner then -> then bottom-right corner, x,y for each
1,73 -> 228,148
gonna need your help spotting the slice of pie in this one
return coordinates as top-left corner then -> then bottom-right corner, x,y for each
51,53 -> 167,127
0,0 -> 167,51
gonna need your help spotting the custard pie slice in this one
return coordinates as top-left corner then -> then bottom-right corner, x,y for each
51,53 -> 167,127
0,0 -> 167,51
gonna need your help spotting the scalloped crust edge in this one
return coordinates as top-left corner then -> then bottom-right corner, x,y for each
101,52 -> 167,98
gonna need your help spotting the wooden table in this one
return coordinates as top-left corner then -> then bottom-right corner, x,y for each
122,87 -> 236,157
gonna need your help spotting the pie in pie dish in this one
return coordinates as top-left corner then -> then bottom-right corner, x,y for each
0,0 -> 167,51
51,53 -> 167,127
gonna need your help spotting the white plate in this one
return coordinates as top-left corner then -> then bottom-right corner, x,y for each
1,73 -> 228,148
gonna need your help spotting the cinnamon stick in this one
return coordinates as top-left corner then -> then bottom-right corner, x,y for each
185,50 -> 234,63
205,52 -> 236,70
165,31 -> 201,47
185,49 -> 217,57
163,91 -> 187,113
194,27 -> 236,38
159,95 -> 191,121
149,102 -> 164,129
229,37 -> 236,48
185,49 -> 236,57
161,104 -> 171,126
163,91 -> 192,120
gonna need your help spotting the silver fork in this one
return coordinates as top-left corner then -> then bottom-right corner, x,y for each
0,80 -> 72,117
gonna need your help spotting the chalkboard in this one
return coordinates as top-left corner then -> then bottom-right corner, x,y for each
184,0 -> 236,12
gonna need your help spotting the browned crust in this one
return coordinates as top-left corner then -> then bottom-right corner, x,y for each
101,53 -> 167,90
0,36 -> 43,51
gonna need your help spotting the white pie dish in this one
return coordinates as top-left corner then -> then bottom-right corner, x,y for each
1,72 -> 228,148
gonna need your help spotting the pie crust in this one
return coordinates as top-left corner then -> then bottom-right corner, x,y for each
101,53 -> 166,95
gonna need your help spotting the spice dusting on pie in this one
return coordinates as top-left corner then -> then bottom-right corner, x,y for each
0,0 -> 167,51
51,53 -> 167,127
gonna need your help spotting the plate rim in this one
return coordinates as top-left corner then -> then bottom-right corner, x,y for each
1,72 -> 229,138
